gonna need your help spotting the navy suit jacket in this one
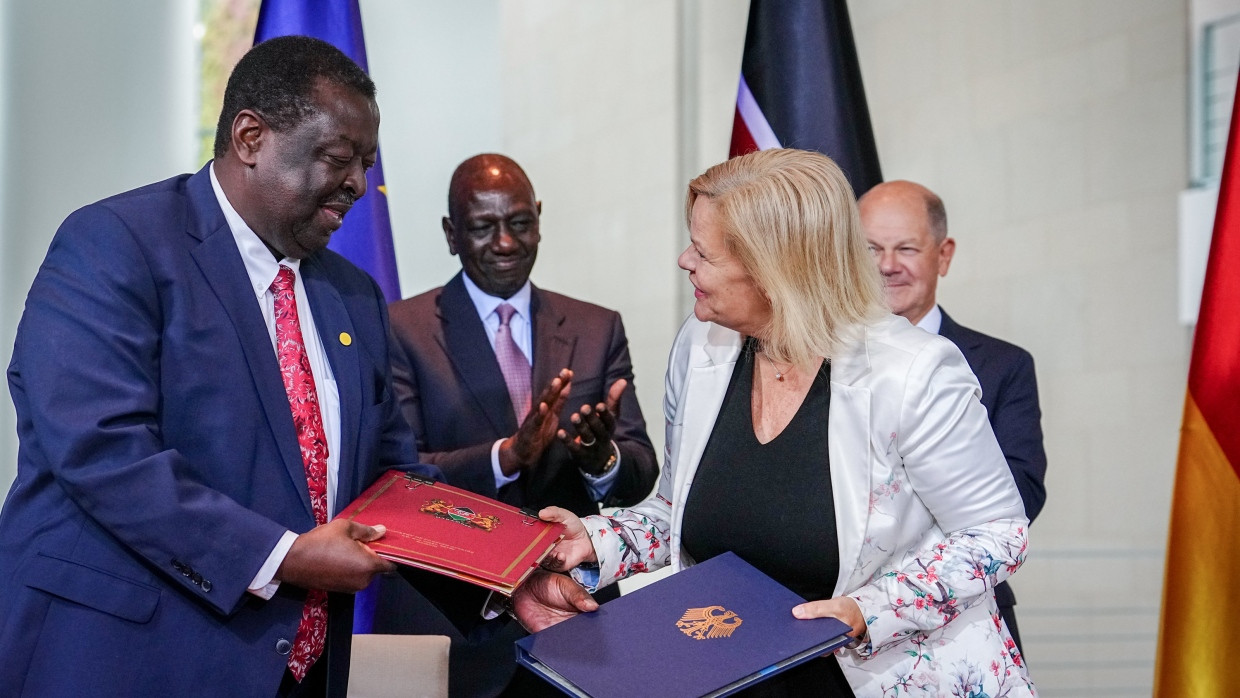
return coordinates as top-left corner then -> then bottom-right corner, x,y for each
387,272 -> 658,513
938,308 -> 1047,607
0,165 -> 436,697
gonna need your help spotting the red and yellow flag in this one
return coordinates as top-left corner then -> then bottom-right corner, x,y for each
1155,80 -> 1240,696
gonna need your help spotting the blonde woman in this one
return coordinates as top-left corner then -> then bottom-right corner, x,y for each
538,149 -> 1035,697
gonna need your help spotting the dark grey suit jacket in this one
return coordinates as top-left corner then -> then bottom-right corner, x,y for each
376,272 -> 659,696
387,272 -> 658,513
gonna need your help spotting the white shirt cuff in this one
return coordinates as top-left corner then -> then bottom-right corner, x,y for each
248,530 -> 298,600
481,590 -> 508,621
492,438 -> 521,489
571,565 -> 602,593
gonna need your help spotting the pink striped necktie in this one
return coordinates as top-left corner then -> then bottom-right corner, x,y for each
270,265 -> 329,682
494,303 -> 532,423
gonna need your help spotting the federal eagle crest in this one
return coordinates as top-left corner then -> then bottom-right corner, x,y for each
676,605 -> 742,640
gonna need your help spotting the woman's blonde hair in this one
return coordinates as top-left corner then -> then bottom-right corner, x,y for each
686,148 -> 886,365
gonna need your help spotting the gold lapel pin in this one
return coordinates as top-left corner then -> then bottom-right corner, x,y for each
339,332 -> 352,346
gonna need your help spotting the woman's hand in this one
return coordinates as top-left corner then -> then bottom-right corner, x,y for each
792,596 -> 867,639
539,506 -> 597,571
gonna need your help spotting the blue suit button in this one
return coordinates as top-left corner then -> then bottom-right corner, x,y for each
201,580 -> 212,592
276,639 -> 292,655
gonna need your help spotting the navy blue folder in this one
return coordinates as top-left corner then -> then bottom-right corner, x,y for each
515,552 -> 853,697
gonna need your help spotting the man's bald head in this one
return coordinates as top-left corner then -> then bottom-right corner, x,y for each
447,154 -> 537,225
442,154 -> 542,299
859,180 -> 948,242
858,180 -> 955,325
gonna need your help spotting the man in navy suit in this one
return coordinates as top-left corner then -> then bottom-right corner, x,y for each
376,154 -> 658,696
0,36 -> 439,697
860,180 -> 1047,652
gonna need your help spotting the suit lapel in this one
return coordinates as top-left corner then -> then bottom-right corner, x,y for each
828,347 -> 877,597
185,168 -> 314,520
302,257 -> 362,512
530,287 -> 576,397
524,288 -> 578,494
438,274 -> 516,435
938,308 -> 981,351
938,307 -> 986,383
826,326 -> 875,596
676,325 -> 742,493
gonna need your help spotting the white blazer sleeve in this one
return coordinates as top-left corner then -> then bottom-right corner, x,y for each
849,338 -> 1029,657
572,320 -> 696,590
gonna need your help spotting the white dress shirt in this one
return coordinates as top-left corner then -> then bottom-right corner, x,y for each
915,304 -> 943,335
460,274 -> 620,499
210,165 -> 342,598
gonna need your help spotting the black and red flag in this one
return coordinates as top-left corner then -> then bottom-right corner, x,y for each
729,0 -> 883,196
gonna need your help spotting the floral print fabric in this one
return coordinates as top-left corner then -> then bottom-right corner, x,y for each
574,316 -> 1037,697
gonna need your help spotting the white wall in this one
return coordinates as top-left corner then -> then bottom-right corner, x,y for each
0,0 -> 197,492
366,8 -> 1199,693
362,0 -> 502,300
362,0 -> 751,464
851,2 -> 1191,694
0,4 -> 1200,694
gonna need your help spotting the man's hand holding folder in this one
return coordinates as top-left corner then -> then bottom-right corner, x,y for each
510,570 -> 598,632
498,505 -> 603,633
335,471 -> 568,594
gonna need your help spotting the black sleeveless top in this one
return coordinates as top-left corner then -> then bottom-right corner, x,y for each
681,338 -> 853,696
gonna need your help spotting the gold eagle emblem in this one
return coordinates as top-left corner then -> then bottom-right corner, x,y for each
676,605 -> 743,640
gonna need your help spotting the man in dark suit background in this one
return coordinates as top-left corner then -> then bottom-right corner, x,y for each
377,154 -> 659,696
0,37 -> 439,697
860,180 -> 1048,652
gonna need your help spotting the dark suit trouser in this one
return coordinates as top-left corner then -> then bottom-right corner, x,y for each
278,661 -> 327,698
998,602 -> 1023,655
278,626 -> 332,698
994,580 -> 1023,655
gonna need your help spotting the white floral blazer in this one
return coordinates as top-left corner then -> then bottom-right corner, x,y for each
576,316 -> 1036,697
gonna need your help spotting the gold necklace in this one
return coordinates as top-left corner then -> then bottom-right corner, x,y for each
760,351 -> 792,382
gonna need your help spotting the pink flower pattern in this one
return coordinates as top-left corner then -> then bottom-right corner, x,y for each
863,521 -> 1033,697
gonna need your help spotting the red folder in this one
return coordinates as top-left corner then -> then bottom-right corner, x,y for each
336,470 -> 565,595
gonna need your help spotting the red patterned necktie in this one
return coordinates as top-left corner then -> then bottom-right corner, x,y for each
271,265 -> 329,682
494,303 -> 532,423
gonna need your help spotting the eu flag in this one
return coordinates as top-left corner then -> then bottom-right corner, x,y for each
254,0 -> 398,633
254,0 -> 401,302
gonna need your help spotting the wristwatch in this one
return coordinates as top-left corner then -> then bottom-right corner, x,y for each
598,442 -> 618,475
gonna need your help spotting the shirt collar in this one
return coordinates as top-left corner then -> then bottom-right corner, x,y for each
916,304 -> 943,335
461,272 -> 532,323
209,162 -> 301,296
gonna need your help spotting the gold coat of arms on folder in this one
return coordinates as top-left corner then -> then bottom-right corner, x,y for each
677,606 -> 743,640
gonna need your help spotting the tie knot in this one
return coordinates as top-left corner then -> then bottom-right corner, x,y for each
271,265 -> 295,294
496,303 -> 517,326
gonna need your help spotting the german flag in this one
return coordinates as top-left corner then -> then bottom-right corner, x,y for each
1154,78 -> 1240,696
